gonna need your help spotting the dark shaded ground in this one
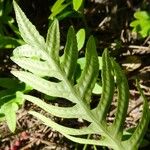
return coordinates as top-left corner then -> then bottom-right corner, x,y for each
0,0 -> 150,149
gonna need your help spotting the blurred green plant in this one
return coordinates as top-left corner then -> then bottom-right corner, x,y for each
73,0 -> 84,11
0,78 -> 32,132
130,11 -> 150,38
49,0 -> 84,20
0,0 -> 23,49
49,0 -> 89,46
0,0 -> 26,132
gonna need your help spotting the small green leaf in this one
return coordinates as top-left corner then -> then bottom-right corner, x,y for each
134,11 -> 150,20
73,0 -> 83,11
51,0 -> 65,12
1,102 -> 18,132
15,91 -> 24,105
56,10 -> 73,20
50,0 -> 70,19
76,28 -> 85,51
64,134 -> 110,147
130,11 -> 150,38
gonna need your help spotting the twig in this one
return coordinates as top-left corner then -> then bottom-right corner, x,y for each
127,99 -> 143,115
111,43 -> 150,51
130,90 -> 150,96
98,17 -> 110,28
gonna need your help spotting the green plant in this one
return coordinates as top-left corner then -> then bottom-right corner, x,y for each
73,0 -> 84,11
49,0 -> 84,20
77,56 -> 102,94
0,0 -> 27,133
11,1 -> 150,149
49,0 -> 71,20
76,28 -> 85,51
0,78 -> 31,132
49,0 -> 88,45
130,11 -> 150,38
0,0 -> 23,49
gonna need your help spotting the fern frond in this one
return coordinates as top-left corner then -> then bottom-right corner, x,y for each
12,1 -> 150,150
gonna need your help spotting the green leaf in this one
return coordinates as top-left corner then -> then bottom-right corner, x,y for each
77,56 -> 102,72
0,35 -> 20,49
92,83 -> 102,95
76,28 -> 85,51
111,59 -> 129,139
0,78 -> 20,89
56,10 -> 74,20
73,0 -> 83,11
130,11 -> 150,38
51,0 -> 65,12
1,102 -> 18,132
13,0 -> 45,50
95,49 -> 114,122
25,94 -> 90,121
29,111 -> 96,135
61,26 -> 78,80
46,19 -> 60,64
134,11 -> 150,20
0,78 -> 27,132
123,81 -> 150,150
11,57 -> 61,78
12,44 -> 47,60
50,0 -> 71,19
0,92 -> 15,108
11,71 -> 74,101
76,36 -> 99,104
